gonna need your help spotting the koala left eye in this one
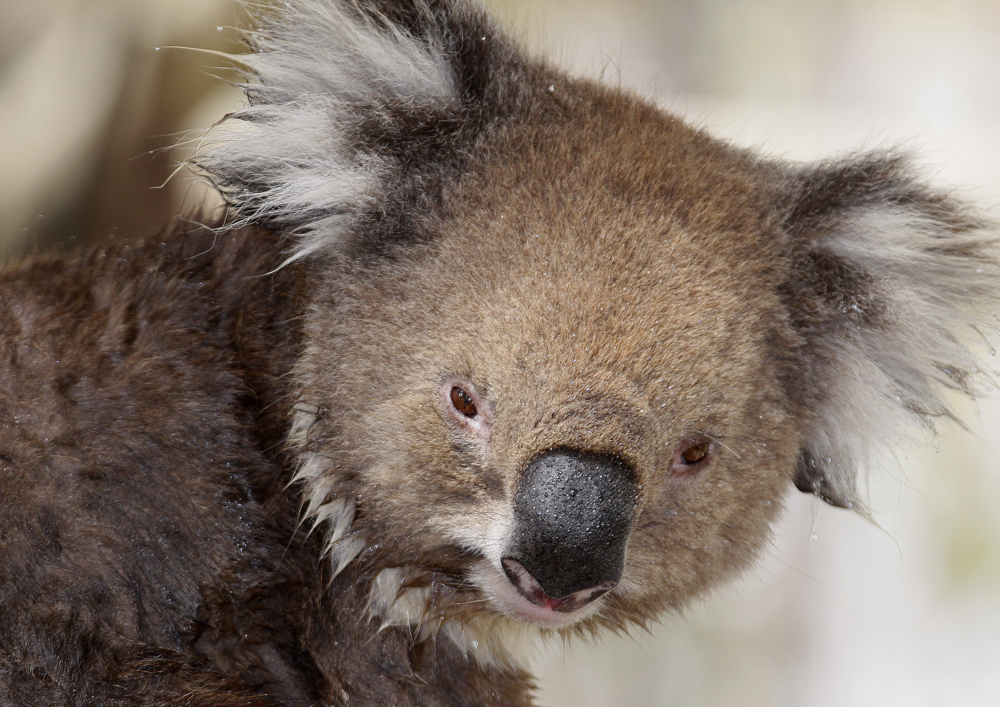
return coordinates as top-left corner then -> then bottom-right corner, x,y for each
670,435 -> 715,476
681,441 -> 711,464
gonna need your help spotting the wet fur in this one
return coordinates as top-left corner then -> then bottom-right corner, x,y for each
0,0 -> 997,705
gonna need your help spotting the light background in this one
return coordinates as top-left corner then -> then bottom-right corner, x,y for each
1,1 -> 998,705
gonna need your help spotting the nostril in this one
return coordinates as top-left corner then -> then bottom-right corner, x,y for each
501,557 -> 617,613
553,581 -> 616,613
502,558 -> 547,606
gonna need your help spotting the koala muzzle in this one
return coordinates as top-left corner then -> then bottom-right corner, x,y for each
502,449 -> 638,611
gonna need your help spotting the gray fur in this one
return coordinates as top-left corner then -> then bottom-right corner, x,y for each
196,0 -> 458,262
781,156 -> 998,508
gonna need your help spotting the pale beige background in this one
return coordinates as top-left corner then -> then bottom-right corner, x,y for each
1,1 -> 998,705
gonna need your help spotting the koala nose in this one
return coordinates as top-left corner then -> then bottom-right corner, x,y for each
502,449 -> 638,609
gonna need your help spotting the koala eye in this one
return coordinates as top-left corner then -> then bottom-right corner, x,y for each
450,386 -> 478,417
681,441 -> 711,464
670,434 -> 715,477
439,377 -> 492,447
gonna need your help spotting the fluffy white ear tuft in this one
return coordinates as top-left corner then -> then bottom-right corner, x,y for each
779,153 -> 999,510
194,0 -> 459,262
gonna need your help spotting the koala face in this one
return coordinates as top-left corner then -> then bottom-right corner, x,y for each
198,0 -> 997,659
289,113 -> 809,635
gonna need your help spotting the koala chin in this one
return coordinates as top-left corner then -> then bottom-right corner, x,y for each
0,0 -> 997,705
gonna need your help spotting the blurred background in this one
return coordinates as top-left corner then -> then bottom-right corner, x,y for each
1,0 -> 998,705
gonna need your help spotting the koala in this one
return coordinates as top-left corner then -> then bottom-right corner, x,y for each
0,0 -> 996,705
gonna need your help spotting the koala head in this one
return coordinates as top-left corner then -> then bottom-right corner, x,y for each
197,0 -> 997,661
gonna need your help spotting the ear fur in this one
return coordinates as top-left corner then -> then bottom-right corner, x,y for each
778,152 -> 999,509
194,0 -> 479,262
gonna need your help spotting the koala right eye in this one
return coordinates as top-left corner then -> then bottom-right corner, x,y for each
439,377 -> 492,446
450,387 -> 478,417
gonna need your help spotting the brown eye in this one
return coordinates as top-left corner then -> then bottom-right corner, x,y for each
450,386 -> 478,417
440,378 -> 492,446
681,441 -> 711,465
670,434 -> 715,477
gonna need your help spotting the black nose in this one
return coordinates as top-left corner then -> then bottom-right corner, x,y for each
503,449 -> 638,602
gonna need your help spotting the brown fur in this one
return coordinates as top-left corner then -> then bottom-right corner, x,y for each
0,0 -> 996,704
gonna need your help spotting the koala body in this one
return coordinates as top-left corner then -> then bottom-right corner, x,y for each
0,1 -> 996,705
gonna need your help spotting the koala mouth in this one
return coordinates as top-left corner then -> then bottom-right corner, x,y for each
473,560 -> 612,628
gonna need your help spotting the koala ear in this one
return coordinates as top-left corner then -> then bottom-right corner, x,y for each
777,152 -> 999,510
194,0 -> 493,261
